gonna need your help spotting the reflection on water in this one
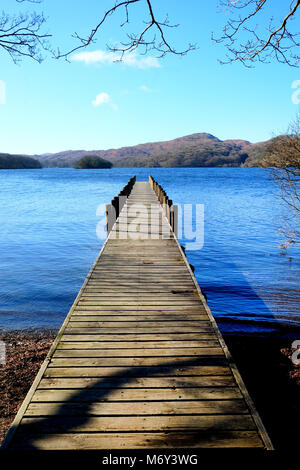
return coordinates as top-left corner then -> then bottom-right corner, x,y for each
0,167 -> 299,334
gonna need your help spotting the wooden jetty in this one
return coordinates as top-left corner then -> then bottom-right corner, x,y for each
2,177 -> 273,450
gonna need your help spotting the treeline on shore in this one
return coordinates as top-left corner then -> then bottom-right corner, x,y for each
0,153 -> 42,169
0,154 -> 113,170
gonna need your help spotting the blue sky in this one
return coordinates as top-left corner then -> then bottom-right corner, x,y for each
0,0 -> 299,154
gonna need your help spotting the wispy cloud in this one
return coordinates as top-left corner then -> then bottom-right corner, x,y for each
72,50 -> 160,69
140,85 -> 152,92
92,92 -> 118,110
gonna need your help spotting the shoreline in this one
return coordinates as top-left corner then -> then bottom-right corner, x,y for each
0,328 -> 299,450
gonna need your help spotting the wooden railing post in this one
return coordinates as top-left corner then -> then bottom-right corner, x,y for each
149,176 -> 178,236
105,203 -> 116,234
171,205 -> 178,236
106,176 -> 136,236
167,199 -> 172,225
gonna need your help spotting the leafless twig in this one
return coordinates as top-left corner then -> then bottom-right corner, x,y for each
262,117 -> 300,246
213,0 -> 300,67
0,0 -> 50,63
57,0 -> 196,61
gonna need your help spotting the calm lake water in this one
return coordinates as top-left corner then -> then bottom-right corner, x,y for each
0,167 -> 299,334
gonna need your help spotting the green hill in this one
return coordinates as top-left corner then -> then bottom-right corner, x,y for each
74,155 -> 113,169
0,153 -> 42,169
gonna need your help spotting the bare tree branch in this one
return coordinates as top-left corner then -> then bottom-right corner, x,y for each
0,0 -> 50,63
262,117 -> 300,247
213,0 -> 300,67
56,0 -> 196,61
3,1 -> 300,67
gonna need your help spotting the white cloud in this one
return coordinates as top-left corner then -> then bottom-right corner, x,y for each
92,92 -> 118,110
140,85 -> 152,92
72,50 -> 160,69
92,92 -> 110,107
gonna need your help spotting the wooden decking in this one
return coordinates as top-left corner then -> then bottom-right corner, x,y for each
2,179 -> 273,450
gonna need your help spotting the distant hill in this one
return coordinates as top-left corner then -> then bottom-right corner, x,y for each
114,140 -> 251,167
241,138 -> 275,167
9,132 -> 275,168
35,133 -> 231,167
0,153 -> 42,169
74,155 -> 113,169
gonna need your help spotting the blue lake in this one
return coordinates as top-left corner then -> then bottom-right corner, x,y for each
0,167 -> 299,334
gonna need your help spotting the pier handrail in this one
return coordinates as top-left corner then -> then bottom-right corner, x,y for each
149,175 -> 178,235
106,176 -> 136,234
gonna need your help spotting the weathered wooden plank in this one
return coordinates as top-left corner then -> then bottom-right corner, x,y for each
78,293 -> 199,298
83,286 -> 198,294
84,284 -> 197,289
38,376 -> 236,389
65,320 -> 210,325
91,267 -> 190,272
58,339 -> 219,348
25,399 -> 248,416
79,297 -> 200,302
52,348 -> 223,358
65,328 -> 216,335
82,296 -> 200,301
70,316 -> 207,322
85,282 -> 196,288
73,306 -> 206,311
9,431 -> 264,450
78,298 -> 201,303
30,387 -> 242,402
94,262 -> 185,266
72,308 -> 208,314
89,276 -> 193,280
20,415 -> 255,433
49,354 -> 224,367
44,365 -> 230,378
68,315 -> 207,322
57,335 -> 215,344
98,258 -> 184,263
66,321 -> 209,327
64,327 -> 214,334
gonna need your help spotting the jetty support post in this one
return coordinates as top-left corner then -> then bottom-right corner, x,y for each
106,176 -> 136,236
149,175 -> 178,236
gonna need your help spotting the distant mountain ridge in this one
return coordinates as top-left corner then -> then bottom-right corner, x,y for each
4,133 -> 274,168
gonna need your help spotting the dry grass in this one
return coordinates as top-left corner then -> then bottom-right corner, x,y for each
0,330 -> 55,444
